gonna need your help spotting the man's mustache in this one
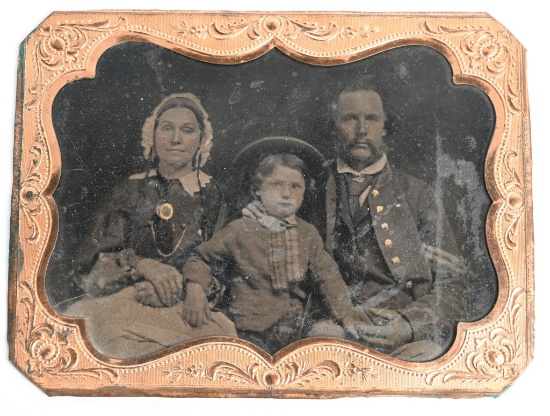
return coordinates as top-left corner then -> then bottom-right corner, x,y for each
341,137 -> 389,157
348,137 -> 376,150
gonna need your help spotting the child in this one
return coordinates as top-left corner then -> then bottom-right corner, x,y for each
182,138 -> 368,353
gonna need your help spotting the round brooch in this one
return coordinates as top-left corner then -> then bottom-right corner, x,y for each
156,203 -> 174,220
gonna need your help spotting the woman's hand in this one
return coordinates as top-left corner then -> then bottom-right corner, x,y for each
180,282 -> 211,327
134,281 -> 164,308
135,258 -> 184,307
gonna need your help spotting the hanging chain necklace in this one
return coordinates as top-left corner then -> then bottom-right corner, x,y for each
150,200 -> 187,257
149,218 -> 188,258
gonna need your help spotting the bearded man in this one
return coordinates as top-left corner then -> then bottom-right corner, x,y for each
320,88 -> 466,361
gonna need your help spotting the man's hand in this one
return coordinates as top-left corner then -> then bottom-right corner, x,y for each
353,305 -> 375,325
135,259 -> 184,307
341,317 -> 371,340
180,282 -> 211,328
357,308 -> 413,350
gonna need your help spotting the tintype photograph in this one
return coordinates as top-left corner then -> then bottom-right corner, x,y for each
47,43 -> 496,362
8,11 -> 532,398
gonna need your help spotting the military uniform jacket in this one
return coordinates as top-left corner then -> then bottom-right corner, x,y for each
325,161 -> 466,346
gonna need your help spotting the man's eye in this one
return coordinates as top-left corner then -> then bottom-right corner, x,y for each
341,115 -> 356,122
271,182 -> 283,187
291,183 -> 303,189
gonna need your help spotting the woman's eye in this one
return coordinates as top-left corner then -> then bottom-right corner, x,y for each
161,124 -> 173,132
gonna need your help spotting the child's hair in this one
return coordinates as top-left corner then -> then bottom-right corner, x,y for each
251,153 -> 308,197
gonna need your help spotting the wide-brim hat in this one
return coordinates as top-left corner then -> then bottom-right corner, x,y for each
234,136 -> 326,183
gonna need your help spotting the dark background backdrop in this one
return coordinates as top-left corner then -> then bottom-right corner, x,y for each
47,42 -> 496,323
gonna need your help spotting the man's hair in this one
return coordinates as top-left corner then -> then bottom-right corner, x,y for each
251,153 -> 307,195
332,87 -> 383,115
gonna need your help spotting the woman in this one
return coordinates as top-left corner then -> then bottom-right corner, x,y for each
64,93 -> 236,359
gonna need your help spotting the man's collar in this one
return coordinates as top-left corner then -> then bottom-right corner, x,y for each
130,169 -> 211,196
336,154 -> 388,182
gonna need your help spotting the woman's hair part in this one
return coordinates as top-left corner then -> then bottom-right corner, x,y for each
141,93 -> 213,168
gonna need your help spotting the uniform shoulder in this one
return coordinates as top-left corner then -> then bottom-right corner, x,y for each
392,169 -> 434,193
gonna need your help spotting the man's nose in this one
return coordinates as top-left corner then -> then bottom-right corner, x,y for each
357,116 -> 368,134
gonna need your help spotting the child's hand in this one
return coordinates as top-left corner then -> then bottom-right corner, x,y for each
180,282 -> 211,327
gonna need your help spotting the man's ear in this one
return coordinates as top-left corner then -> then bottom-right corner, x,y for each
255,189 -> 262,196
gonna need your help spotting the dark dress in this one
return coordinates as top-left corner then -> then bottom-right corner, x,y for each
64,171 -> 237,359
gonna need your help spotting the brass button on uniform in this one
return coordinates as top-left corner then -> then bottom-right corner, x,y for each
381,223 -> 389,230
406,280 -> 414,289
385,239 -> 392,248
376,205 -> 384,213
391,256 -> 400,264
372,189 -> 379,198
396,203 -> 402,208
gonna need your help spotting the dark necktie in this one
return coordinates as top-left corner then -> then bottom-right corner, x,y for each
346,175 -> 373,224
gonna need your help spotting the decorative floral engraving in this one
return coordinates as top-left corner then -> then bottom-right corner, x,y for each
172,16 -> 378,43
19,281 -> 118,381
426,287 -> 525,385
421,22 -> 511,76
27,18 -> 127,109
164,359 -> 342,388
343,361 -> 379,381
19,146 -> 43,243
503,151 -> 525,250
338,24 -> 380,40
460,30 -> 511,76
170,22 -> 209,39
421,21 -> 523,114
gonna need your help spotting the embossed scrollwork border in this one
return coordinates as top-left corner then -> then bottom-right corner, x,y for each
8,11 -> 532,397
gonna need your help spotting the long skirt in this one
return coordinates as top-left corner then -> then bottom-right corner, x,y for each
64,286 -> 237,360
